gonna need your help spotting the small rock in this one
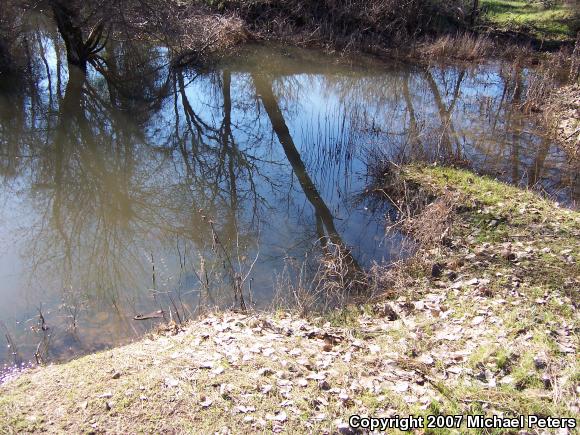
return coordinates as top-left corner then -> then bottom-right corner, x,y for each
307,372 -> 326,381
338,391 -> 350,402
236,405 -> 256,414
111,372 -> 121,379
262,348 -> 275,357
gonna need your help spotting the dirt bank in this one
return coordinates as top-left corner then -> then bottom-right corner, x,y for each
1,166 -> 578,434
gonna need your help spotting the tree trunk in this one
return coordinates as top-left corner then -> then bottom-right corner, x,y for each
470,0 -> 480,26
49,0 -> 87,70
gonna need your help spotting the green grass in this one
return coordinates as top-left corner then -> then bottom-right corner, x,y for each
481,0 -> 579,40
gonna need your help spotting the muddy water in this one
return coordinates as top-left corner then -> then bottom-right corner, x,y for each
0,36 -> 577,370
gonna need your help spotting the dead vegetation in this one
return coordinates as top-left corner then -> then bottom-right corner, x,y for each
414,32 -> 556,63
273,240 -> 369,317
544,83 -> 580,160
520,36 -> 580,161
418,33 -> 498,61
0,0 -> 575,72
211,0 -> 470,51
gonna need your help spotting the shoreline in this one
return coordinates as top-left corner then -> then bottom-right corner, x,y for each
1,165 -> 577,433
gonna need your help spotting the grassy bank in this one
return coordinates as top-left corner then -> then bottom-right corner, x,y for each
481,0 -> 579,42
1,166 -> 578,434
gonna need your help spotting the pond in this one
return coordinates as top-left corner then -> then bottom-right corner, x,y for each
0,31 -> 577,372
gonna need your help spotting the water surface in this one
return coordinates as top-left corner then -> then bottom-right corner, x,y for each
0,35 -> 577,370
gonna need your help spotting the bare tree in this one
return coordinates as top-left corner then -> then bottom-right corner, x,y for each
49,0 -> 106,71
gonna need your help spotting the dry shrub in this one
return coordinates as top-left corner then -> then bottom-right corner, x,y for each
420,33 -> 496,61
362,158 -> 463,298
364,160 -> 436,221
366,192 -> 459,299
117,1 -> 249,60
418,32 -> 539,63
216,0 -> 470,49
314,241 -> 367,301
523,48 -> 577,112
172,13 -> 248,64
520,39 -> 579,157
367,257 -> 424,300
273,240 -> 368,316
402,194 -> 457,248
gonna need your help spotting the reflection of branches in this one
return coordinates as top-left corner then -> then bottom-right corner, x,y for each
253,72 -> 362,276
423,68 -> 465,160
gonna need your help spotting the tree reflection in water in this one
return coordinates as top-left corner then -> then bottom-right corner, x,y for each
0,18 -> 577,367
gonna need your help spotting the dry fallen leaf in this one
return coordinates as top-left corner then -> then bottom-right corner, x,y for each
266,411 -> 288,422
306,372 -> 326,381
260,384 -> 272,394
236,405 -> 256,414
394,381 -> 409,393
200,397 -> 213,408
164,377 -> 179,388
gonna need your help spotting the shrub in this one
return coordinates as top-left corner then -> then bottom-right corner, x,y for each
215,0 -> 471,48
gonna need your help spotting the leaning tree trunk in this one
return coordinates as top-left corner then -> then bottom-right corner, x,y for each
49,0 -> 87,70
